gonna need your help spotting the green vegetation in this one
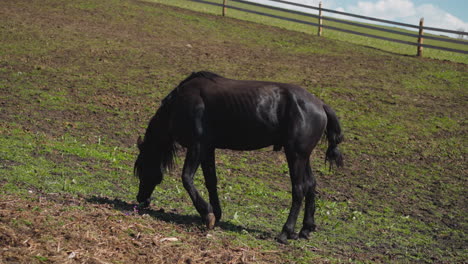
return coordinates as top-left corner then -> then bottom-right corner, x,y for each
148,0 -> 468,64
1,0 -> 466,263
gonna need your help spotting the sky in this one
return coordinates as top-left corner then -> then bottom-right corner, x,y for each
251,0 -> 468,35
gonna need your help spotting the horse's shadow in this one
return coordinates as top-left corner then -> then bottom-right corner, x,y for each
86,196 -> 274,239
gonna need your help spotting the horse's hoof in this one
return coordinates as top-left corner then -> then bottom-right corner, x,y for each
299,224 -> 316,239
138,200 -> 150,209
299,230 -> 310,240
276,233 -> 289,244
288,232 -> 299,240
206,213 -> 216,229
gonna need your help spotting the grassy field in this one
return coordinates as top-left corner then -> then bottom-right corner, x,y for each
1,0 -> 467,263
148,0 -> 468,64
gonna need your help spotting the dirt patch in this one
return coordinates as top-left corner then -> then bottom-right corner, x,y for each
1,0 -> 467,262
0,191 -> 283,264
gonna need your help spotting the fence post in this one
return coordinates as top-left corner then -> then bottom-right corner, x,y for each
222,0 -> 227,16
317,2 -> 323,36
417,18 -> 424,57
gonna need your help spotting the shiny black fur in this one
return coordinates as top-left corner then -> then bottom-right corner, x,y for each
134,71 -> 344,243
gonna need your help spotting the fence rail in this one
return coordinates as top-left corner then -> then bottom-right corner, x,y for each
188,0 -> 468,56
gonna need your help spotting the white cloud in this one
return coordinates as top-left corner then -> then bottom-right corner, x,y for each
339,0 -> 468,33
348,0 -> 415,20
415,4 -> 468,31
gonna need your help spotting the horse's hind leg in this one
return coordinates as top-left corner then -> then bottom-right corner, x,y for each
201,147 -> 222,223
277,149 -> 308,244
299,162 -> 316,239
182,144 -> 216,229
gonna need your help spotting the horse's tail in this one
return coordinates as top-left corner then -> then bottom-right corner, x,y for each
323,104 -> 344,168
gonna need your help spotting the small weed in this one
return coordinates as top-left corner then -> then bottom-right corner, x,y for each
33,256 -> 49,263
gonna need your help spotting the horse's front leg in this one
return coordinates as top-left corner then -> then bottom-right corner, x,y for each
181,144 -> 216,229
201,147 -> 222,223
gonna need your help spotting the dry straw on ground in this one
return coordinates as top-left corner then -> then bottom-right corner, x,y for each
0,191 -> 280,264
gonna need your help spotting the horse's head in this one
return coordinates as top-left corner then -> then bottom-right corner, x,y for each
134,136 -> 163,208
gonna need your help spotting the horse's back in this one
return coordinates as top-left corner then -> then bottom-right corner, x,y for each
173,75 -> 327,151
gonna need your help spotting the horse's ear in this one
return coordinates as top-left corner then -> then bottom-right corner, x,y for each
137,136 -> 143,149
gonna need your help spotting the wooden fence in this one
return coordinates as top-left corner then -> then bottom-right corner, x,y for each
188,0 -> 468,56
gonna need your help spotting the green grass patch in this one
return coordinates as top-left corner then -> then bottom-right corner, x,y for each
1,0 -> 466,262
147,0 -> 468,64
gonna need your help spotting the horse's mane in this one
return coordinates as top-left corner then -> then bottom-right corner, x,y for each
136,71 -> 222,178
152,100 -> 178,172
135,95 -> 178,177
158,71 -> 220,168
179,71 -> 222,87
161,71 -> 221,107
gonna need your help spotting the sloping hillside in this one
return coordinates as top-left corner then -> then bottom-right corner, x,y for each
1,0 -> 466,263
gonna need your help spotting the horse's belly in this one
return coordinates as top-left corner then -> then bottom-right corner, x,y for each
210,121 -> 280,150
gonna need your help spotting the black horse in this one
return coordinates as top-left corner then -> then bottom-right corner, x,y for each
134,71 -> 343,244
